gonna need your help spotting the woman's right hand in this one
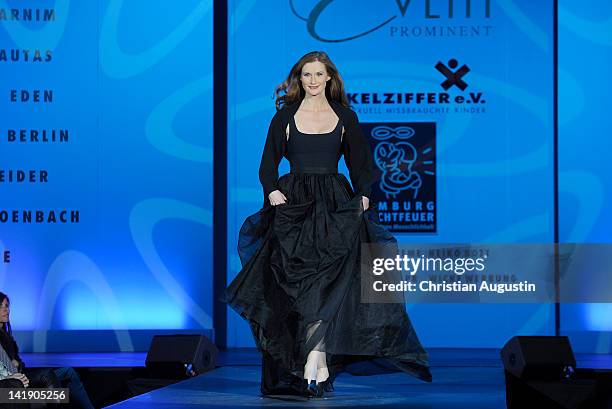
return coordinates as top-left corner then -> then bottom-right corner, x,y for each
268,190 -> 287,206
7,372 -> 29,387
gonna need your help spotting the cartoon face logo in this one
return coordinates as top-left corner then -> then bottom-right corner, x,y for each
372,125 -> 433,200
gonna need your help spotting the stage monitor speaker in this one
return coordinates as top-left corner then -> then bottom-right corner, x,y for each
501,336 -> 576,380
145,334 -> 218,379
501,336 -> 602,409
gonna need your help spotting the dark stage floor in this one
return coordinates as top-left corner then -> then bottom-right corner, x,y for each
21,349 -> 612,408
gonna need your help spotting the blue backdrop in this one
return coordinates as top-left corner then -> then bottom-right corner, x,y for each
226,0 -> 556,348
559,0 -> 612,352
0,0 -> 609,353
0,0 -> 213,351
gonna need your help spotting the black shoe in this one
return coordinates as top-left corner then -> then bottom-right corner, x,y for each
304,379 -> 325,398
321,378 -> 334,393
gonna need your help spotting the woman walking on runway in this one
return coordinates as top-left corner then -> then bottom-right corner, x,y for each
224,51 -> 432,398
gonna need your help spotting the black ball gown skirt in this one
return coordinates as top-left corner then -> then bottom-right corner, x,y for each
223,171 -> 432,395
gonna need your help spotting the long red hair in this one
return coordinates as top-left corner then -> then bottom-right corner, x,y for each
274,51 -> 350,110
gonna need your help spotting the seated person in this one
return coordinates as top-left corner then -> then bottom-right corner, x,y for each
0,291 -> 95,409
0,353 -> 30,409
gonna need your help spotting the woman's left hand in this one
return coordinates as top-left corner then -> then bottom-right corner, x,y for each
362,196 -> 369,211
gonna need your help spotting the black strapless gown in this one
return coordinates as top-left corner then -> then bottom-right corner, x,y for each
223,116 -> 432,395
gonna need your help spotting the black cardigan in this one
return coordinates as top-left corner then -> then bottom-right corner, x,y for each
258,99 -> 375,201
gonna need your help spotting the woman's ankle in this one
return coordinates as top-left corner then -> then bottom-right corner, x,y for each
304,362 -> 318,382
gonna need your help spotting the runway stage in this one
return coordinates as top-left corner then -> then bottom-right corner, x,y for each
25,349 -> 607,409
87,349 -> 612,409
